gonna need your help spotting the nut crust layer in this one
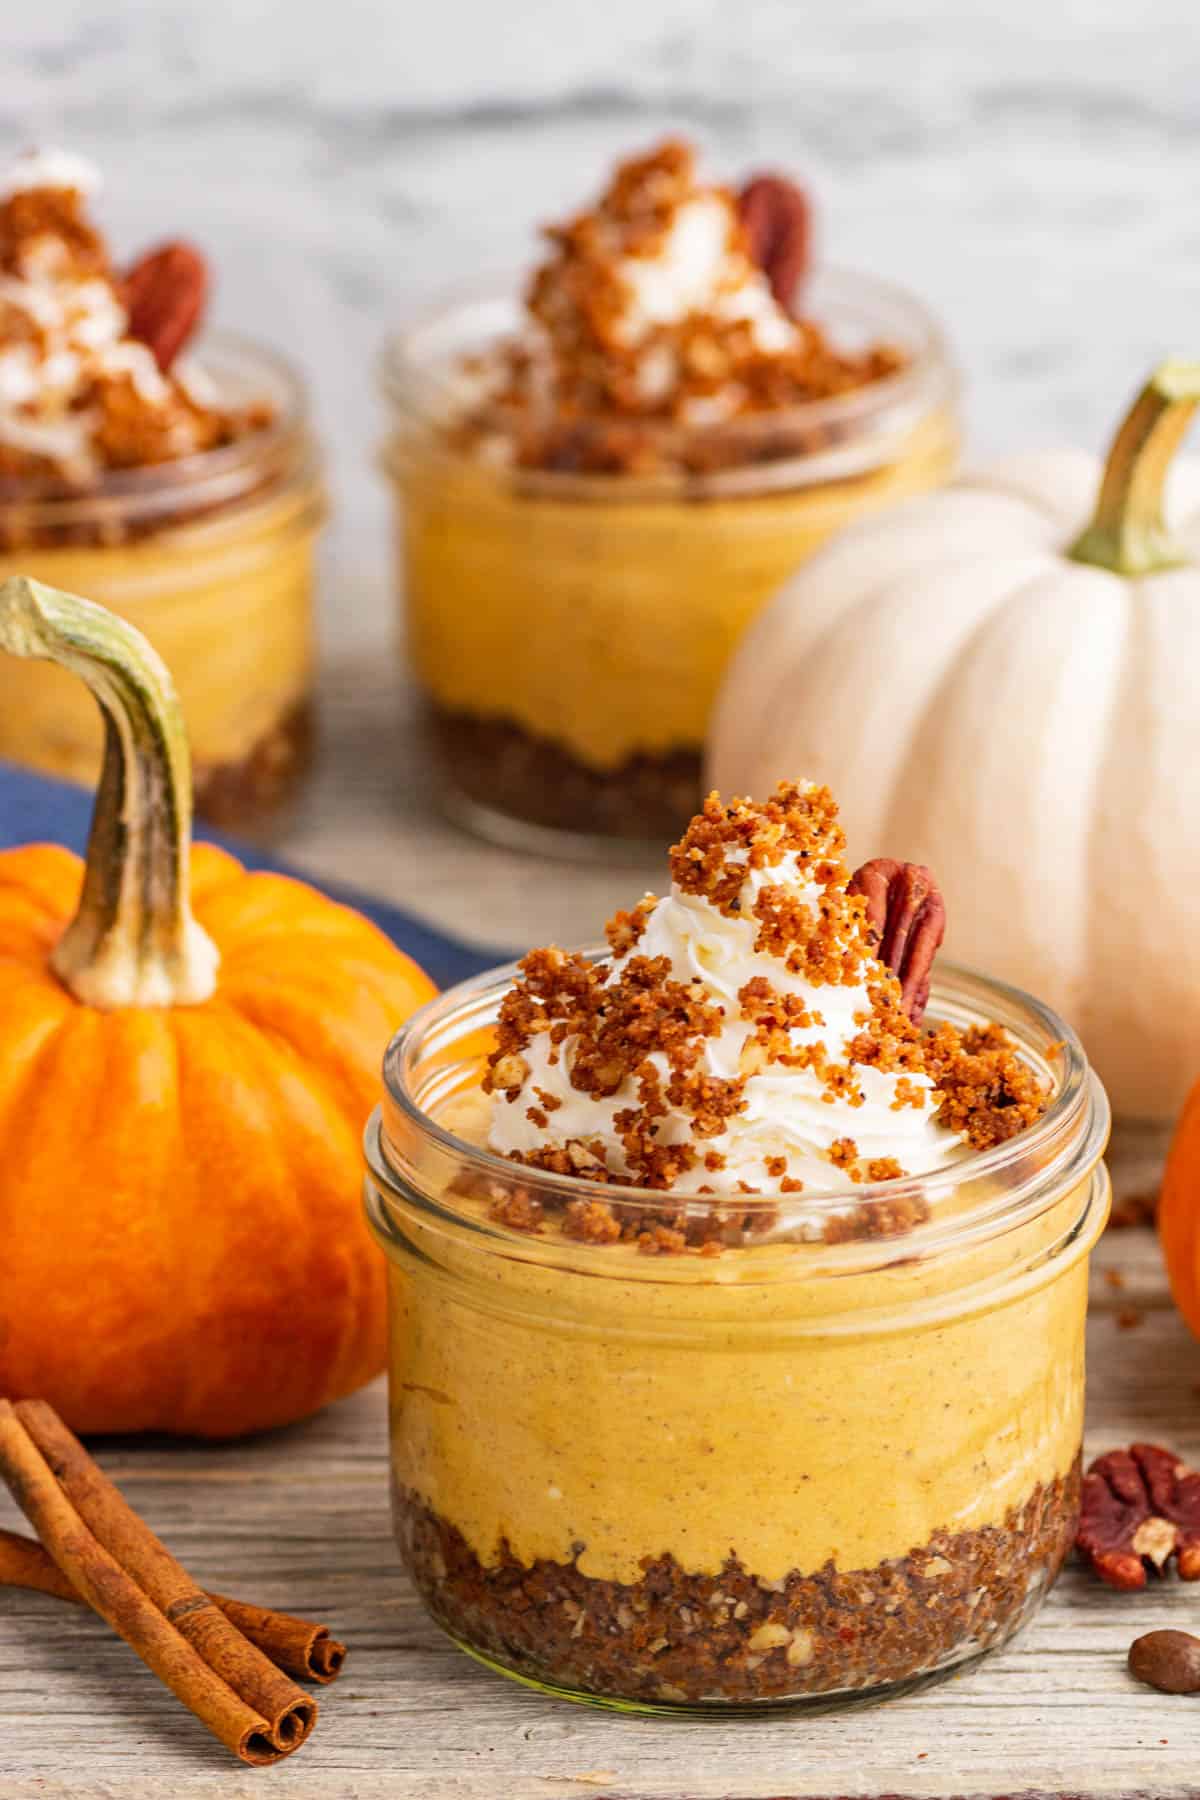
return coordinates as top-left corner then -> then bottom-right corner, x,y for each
395,1461 -> 1079,1705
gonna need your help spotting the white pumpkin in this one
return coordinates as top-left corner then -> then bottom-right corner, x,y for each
709,361 -> 1200,1121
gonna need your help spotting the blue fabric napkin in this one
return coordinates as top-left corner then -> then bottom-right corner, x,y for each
0,760 -> 505,991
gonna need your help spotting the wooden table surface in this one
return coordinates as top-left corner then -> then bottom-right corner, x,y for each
2,661 -> 1198,1799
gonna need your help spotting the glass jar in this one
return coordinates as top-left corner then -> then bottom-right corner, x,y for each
0,334 -> 325,828
380,273 -> 958,857
364,957 -> 1110,1714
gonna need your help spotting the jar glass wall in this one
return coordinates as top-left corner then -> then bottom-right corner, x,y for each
364,959 -> 1110,1713
380,273 -> 959,856
0,334 -> 325,828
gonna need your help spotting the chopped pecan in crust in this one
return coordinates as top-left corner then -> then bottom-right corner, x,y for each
1076,1443 -> 1200,1590
396,1461 -> 1080,1705
848,858 -> 946,1024
737,173 -> 812,313
123,239 -> 209,370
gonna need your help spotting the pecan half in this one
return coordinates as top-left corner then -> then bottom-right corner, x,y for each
1076,1443 -> 1200,1590
847,859 -> 946,1023
737,174 -> 811,313
123,240 -> 209,371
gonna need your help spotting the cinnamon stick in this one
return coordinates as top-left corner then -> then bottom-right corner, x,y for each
0,1527 -> 346,1684
213,1592 -> 346,1685
0,1524 -> 78,1601
15,1400 -> 318,1748
0,1400 -> 315,1765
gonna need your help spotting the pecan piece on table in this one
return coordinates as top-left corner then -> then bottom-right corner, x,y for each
1108,1187 -> 1160,1230
123,240 -> 209,371
1076,1443 -> 1200,1590
737,174 -> 811,313
848,858 -> 946,1024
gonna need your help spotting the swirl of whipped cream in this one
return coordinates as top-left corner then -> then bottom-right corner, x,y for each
488,849 -> 968,1197
0,149 -> 101,202
614,193 -> 797,357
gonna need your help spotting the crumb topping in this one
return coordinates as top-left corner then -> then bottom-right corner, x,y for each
0,158 -> 264,485
483,782 -> 1051,1247
452,138 -> 907,476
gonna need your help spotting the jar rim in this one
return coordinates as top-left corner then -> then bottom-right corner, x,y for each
373,951 -> 1111,1259
0,330 -> 311,529
377,268 -> 959,500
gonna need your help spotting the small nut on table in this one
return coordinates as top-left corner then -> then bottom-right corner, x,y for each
1129,1629 -> 1200,1694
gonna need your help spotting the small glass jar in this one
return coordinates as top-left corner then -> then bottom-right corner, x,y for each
0,334 -> 325,828
364,958 -> 1110,1714
380,273 -> 958,856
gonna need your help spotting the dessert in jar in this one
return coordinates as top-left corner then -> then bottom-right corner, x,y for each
0,149 -> 325,826
380,140 -> 959,852
365,782 -> 1110,1712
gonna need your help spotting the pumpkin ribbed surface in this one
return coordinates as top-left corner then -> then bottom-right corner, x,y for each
1162,1090 -> 1200,1337
0,841 -> 435,1436
710,444 -> 1200,1121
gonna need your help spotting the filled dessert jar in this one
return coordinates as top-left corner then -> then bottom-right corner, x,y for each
0,149 -> 325,826
364,783 -> 1111,1711
381,140 -> 959,852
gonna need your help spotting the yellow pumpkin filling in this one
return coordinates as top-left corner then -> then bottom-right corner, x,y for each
400,422 -> 957,775
0,480 -> 321,803
386,1082 -> 1099,1586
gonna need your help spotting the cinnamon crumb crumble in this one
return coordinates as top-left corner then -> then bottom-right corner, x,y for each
486,1187 -> 544,1234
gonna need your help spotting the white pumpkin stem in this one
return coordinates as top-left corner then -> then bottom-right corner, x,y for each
1069,359 -> 1200,576
0,576 -> 219,1009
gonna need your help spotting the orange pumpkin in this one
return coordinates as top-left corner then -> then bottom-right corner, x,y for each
0,576 -> 436,1437
1162,1090 -> 1200,1338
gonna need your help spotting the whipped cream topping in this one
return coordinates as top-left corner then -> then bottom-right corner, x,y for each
0,149 -> 100,201
610,192 -> 796,357
489,847 -> 965,1197
522,142 -> 803,425
480,780 -> 1058,1216
610,191 -> 799,411
0,147 -> 223,482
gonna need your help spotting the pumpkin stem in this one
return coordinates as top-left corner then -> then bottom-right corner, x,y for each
1068,359 -> 1200,576
0,576 -> 219,1008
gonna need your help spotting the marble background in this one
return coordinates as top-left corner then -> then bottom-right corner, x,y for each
6,0 -> 1199,660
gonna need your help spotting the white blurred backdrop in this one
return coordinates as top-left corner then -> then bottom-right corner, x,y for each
6,0 -> 1199,655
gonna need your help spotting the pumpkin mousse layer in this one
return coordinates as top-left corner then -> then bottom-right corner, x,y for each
389,138 -> 957,838
375,783 -> 1109,1705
